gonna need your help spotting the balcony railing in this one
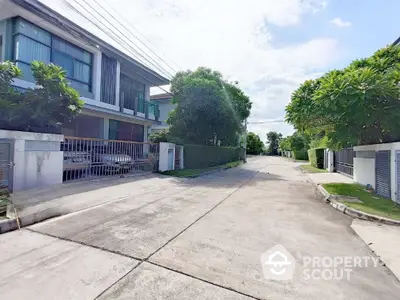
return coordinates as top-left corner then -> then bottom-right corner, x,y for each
120,93 -> 159,121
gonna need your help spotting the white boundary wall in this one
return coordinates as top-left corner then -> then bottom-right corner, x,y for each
0,130 -> 64,192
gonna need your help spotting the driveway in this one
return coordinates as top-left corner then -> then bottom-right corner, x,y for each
1,156 -> 399,299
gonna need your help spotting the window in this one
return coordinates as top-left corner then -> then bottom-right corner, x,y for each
12,18 -> 93,93
120,74 -> 145,112
0,36 -> 3,61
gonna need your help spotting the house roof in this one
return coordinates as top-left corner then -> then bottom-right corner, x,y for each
393,37 -> 400,46
150,93 -> 173,101
11,0 -> 170,87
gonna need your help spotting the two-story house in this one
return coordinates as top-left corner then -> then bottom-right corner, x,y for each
150,93 -> 175,133
0,0 -> 168,143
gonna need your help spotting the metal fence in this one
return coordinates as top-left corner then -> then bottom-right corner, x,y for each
62,136 -> 159,182
334,148 -> 354,177
0,140 -> 13,192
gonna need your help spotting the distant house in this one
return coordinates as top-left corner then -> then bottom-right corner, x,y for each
0,0 -> 168,142
150,93 -> 175,133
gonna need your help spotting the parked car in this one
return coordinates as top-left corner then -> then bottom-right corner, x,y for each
63,151 -> 91,171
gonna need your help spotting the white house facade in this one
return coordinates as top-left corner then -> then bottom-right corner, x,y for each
150,93 -> 175,133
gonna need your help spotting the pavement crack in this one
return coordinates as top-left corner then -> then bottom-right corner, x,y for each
25,228 -> 144,262
148,261 -> 263,300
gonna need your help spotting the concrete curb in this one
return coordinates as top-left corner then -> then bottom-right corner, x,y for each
0,206 -> 60,234
187,164 -> 242,178
315,184 -> 400,226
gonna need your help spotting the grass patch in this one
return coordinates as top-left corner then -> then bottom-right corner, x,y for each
323,183 -> 400,220
300,164 -> 327,173
0,197 -> 9,220
162,161 -> 241,178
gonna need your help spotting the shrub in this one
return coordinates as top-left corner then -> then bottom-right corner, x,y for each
184,144 -> 243,169
308,148 -> 325,168
293,149 -> 308,161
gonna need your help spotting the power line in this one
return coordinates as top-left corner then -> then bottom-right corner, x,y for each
59,0 -> 173,96
93,0 -> 182,73
66,0 -> 174,80
84,0 -> 176,79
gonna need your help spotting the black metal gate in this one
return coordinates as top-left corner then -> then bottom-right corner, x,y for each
0,140 -> 13,192
334,148 -> 354,177
376,150 -> 391,199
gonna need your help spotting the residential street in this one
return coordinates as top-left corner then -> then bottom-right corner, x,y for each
1,156 -> 399,300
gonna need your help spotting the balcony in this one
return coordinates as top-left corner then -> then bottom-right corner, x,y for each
119,93 -> 159,122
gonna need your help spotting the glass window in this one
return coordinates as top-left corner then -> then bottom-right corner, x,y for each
12,18 -> 93,93
73,60 -> 91,83
16,62 -> 34,82
52,37 -> 92,64
0,36 -> 3,61
52,50 -> 74,77
14,35 -> 50,64
14,18 -> 51,45
69,80 -> 90,92
137,92 -> 145,113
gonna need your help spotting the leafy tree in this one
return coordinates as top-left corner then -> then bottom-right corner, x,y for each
246,132 -> 264,155
285,45 -> 400,147
266,131 -> 282,155
0,61 -> 83,133
168,67 -> 251,145
149,130 -> 170,143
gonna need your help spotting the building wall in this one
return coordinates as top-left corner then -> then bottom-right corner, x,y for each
158,103 -> 175,125
0,130 -> 63,192
354,158 -> 375,189
354,142 -> 400,202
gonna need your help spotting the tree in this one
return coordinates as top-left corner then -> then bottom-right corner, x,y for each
266,131 -> 282,155
168,67 -> 251,145
149,130 -> 170,143
0,61 -> 83,132
246,132 -> 264,155
285,45 -> 400,148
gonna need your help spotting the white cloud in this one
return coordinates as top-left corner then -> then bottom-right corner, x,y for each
330,17 -> 352,28
42,0 -> 339,138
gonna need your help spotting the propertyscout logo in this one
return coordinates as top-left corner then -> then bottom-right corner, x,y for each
261,245 -> 380,281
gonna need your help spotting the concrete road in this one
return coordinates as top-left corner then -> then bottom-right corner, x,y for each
1,156 -> 399,299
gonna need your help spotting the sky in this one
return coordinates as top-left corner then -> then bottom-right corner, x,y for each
42,0 -> 400,142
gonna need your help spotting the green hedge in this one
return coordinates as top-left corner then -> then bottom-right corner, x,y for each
184,144 -> 244,169
307,148 -> 325,169
293,149 -> 308,161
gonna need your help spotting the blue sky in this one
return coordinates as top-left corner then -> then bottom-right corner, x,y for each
271,1 -> 399,68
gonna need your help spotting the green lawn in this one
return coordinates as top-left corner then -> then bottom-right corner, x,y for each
162,161 -> 241,178
300,164 -> 327,173
323,183 -> 400,220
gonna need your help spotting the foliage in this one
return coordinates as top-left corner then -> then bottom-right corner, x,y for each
0,61 -> 83,133
292,149 -> 308,161
323,183 -> 400,220
184,144 -> 244,169
301,164 -> 327,173
168,67 -> 251,145
286,46 -> 400,147
266,131 -> 282,155
307,148 -> 325,169
149,130 -> 170,143
246,132 -> 264,155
